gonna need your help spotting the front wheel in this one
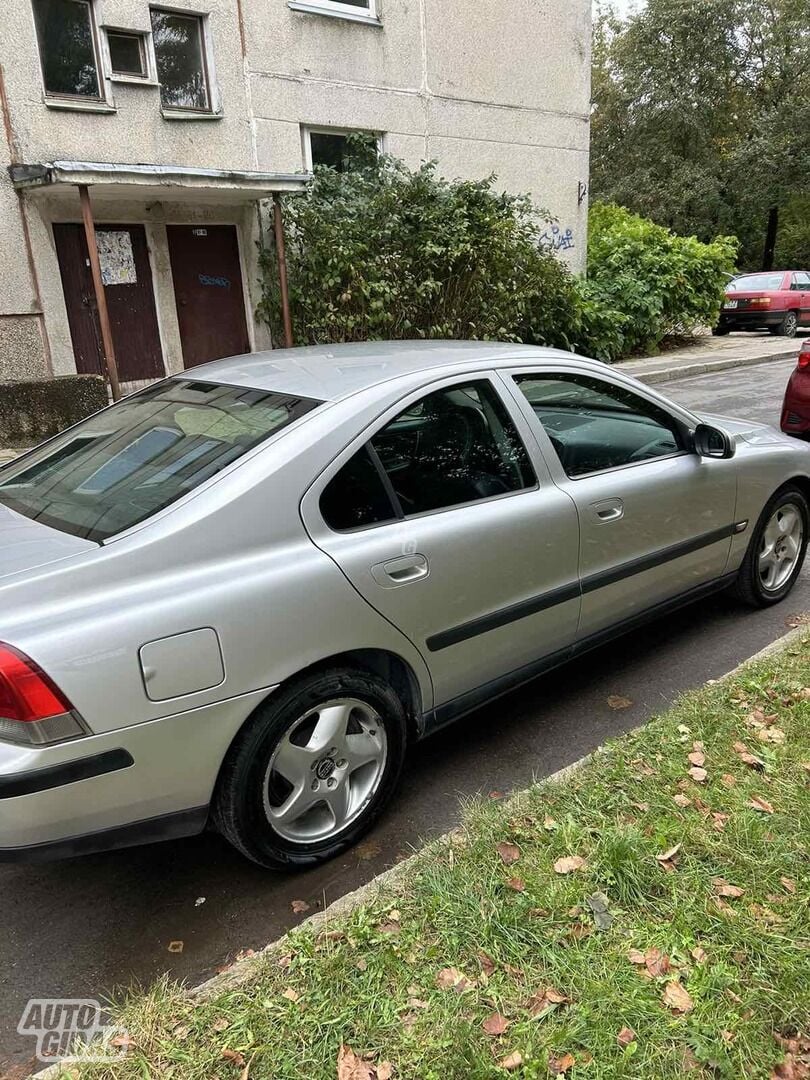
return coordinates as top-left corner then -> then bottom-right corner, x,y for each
732,486 -> 808,607
213,668 -> 407,869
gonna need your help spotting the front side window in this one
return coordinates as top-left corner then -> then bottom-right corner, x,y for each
515,374 -> 682,478
370,382 -> 535,518
0,380 -> 321,542
33,0 -> 101,99
150,9 -> 210,111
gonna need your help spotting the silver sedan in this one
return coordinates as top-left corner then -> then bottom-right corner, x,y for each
0,342 -> 808,868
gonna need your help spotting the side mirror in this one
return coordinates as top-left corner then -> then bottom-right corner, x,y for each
693,423 -> 735,459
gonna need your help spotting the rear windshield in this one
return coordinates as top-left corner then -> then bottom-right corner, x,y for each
0,379 -> 321,542
728,273 -> 785,291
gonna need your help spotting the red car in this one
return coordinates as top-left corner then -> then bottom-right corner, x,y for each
716,270 -> 810,337
781,339 -> 810,439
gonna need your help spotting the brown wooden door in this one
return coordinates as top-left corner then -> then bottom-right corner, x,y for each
53,223 -> 165,382
166,225 -> 251,368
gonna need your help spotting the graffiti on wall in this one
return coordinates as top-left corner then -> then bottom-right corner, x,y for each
540,224 -> 576,253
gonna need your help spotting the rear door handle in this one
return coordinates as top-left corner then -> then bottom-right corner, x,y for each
371,554 -> 429,587
591,498 -> 624,523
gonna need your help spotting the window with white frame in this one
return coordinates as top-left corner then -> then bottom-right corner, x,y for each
303,128 -> 383,172
288,0 -> 378,23
33,0 -> 103,100
150,8 -> 212,112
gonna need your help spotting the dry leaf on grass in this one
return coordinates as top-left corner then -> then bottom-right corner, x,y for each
527,987 -> 570,1018
482,1012 -> 511,1036
377,1065 -> 393,1080
713,879 -> 745,899
673,793 -> 692,808
336,1044 -> 378,1080
549,1052 -> 576,1074
496,842 -> 521,865
506,876 -> 526,892
628,948 -> 645,965
749,795 -> 775,814
221,1048 -> 247,1068
662,981 -> 694,1014
291,899 -> 311,914
688,766 -> 708,783
543,815 -> 559,831
691,946 -> 707,964
281,988 -> 300,1002
168,941 -> 184,954
780,876 -> 797,894
656,842 -> 682,864
435,967 -> 474,993
478,951 -> 496,976
733,741 -> 766,770
688,750 -> 706,767
499,1051 -> 523,1071
644,947 -> 670,978
607,694 -> 633,710
617,1027 -> 637,1048
212,1018 -> 230,1033
553,855 -> 586,875
721,773 -> 738,788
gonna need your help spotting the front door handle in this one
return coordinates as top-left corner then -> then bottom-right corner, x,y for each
371,554 -> 429,587
591,498 -> 624,523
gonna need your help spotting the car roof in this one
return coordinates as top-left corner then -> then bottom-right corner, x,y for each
180,341 -> 587,403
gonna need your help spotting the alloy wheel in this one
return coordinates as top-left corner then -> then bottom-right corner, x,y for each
263,698 -> 388,843
758,501 -> 804,592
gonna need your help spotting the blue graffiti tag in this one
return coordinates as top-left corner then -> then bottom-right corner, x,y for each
540,224 -> 576,252
198,274 -> 231,289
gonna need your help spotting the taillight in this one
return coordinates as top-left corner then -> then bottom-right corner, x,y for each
750,297 -> 772,307
799,343 -> 810,371
0,643 -> 87,746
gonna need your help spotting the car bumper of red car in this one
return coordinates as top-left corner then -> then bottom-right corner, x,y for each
719,309 -> 787,329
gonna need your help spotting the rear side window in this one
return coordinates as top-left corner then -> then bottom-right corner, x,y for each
320,447 -> 397,531
0,380 -> 321,541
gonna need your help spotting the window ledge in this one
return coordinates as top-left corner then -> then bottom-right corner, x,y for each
161,108 -> 223,121
287,1 -> 382,27
110,75 -> 158,87
44,98 -> 117,115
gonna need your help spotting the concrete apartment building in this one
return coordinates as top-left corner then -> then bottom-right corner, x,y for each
0,0 -> 591,391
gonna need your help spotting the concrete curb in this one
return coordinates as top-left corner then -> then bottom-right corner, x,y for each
31,623 -> 808,1078
621,346 -> 798,385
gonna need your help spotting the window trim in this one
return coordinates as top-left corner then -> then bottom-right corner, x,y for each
149,6 -> 218,117
102,26 -> 155,84
313,373 -> 540,535
503,367 -> 696,483
301,125 -> 385,172
33,0 -> 110,106
288,0 -> 381,26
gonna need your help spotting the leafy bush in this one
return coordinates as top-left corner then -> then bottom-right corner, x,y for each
775,195 -> 810,270
258,150 -> 580,349
584,202 -> 738,359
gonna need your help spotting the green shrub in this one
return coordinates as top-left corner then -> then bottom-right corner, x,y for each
774,195 -> 810,270
258,152 -> 580,349
584,202 -> 738,358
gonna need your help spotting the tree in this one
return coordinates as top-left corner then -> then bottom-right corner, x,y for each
591,0 -> 810,269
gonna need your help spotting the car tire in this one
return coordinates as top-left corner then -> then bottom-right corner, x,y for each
712,325 -> 731,336
771,311 -> 799,338
731,485 -> 808,608
213,667 -> 407,869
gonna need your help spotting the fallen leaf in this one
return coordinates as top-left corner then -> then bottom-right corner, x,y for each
785,612 -> 810,629
377,1064 -> 394,1080
356,958 -> 368,972
527,986 -> 570,1017
628,948 -> 645,965
336,1044 -> 374,1080
673,793 -> 692,808
721,773 -> 738,788
291,900 -> 310,914
656,842 -> 682,864
734,742 -> 766,770
221,1049 -> 246,1068
478,951 -> 496,977
281,988 -> 300,1002
688,766 -> 708,783
757,727 -> 786,744
173,1024 -> 190,1041
482,1012 -> 511,1036
608,694 -> 633,710
168,941 -> 184,954
496,842 -> 521,865
780,876 -> 797,894
499,1051 -> 523,1071
688,751 -> 706,767
712,812 -> 730,832
543,815 -> 559,831
632,801 -> 650,812
212,1018 -> 230,1032
617,1026 -> 636,1048
549,1052 -> 576,1074
554,855 -> 586,875
645,947 -> 670,978
662,981 -> 694,1014
377,921 -> 401,936
586,891 -> 613,930
489,791 -> 504,800
749,795 -> 775,814
506,876 -> 526,892
713,878 -> 745,899
691,946 -> 707,964
354,841 -> 382,861
435,967 -> 474,993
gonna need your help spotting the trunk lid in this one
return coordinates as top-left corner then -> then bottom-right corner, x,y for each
0,502 -> 97,584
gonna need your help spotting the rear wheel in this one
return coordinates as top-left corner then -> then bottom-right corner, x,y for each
712,324 -> 731,336
213,668 -> 407,868
732,486 -> 808,607
771,311 -> 799,337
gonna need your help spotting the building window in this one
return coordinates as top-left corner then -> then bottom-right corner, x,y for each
303,128 -> 383,172
288,0 -> 379,23
150,9 -> 211,112
33,0 -> 102,100
106,30 -> 149,79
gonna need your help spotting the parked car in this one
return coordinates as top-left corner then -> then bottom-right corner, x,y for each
715,270 -> 810,337
1,343 -> 809,869
781,339 -> 810,439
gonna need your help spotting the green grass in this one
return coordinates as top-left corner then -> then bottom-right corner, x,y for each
73,635 -> 810,1080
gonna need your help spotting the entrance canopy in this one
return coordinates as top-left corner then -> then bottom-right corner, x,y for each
9,160 -> 311,203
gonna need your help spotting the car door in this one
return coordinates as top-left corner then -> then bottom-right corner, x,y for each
791,272 -> 810,326
503,367 -> 739,640
301,374 -> 582,711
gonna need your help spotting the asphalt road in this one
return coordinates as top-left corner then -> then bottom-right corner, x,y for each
1,353 -> 808,1077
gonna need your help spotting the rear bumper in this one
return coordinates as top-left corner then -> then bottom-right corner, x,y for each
0,686 -> 273,862
718,309 -> 786,329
